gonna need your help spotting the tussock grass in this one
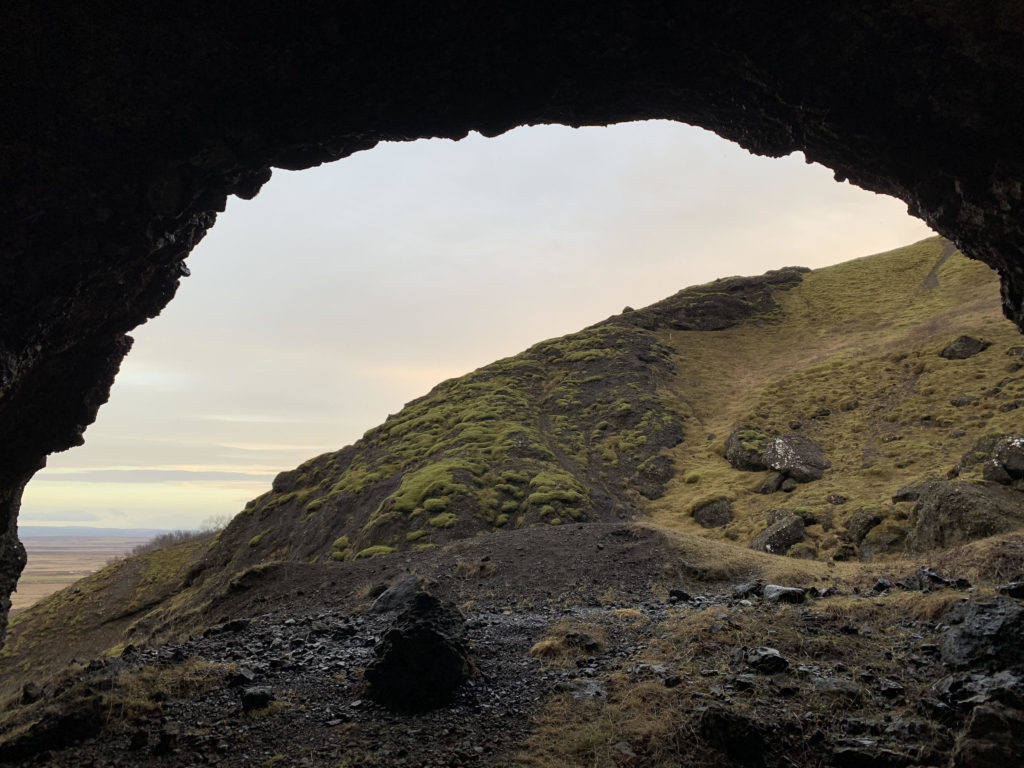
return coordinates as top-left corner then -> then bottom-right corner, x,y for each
646,238 -> 1022,561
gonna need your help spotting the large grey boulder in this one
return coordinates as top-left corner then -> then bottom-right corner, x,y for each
906,480 -> 1024,552
763,435 -> 830,482
750,513 -> 805,555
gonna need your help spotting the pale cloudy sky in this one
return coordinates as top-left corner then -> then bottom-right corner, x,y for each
20,121 -> 932,530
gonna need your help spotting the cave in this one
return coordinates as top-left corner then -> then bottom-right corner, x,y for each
2,3 -> 1023,641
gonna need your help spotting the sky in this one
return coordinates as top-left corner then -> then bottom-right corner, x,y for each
19,120 -> 933,531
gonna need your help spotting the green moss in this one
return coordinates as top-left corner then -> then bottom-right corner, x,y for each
332,535 -> 350,551
428,512 -> 458,528
406,530 -> 428,542
248,528 -> 271,547
422,497 -> 449,512
354,545 -> 396,559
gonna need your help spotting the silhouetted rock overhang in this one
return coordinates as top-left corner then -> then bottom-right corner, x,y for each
2,1 -> 1023,642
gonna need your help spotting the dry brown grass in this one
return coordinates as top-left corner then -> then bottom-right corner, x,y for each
643,238 -> 1021,566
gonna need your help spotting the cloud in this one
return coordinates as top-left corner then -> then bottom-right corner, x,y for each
21,510 -> 102,522
37,469 -> 275,483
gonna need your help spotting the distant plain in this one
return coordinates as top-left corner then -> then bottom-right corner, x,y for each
12,536 -> 151,612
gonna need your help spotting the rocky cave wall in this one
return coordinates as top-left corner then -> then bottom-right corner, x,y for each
2,1 -> 1024,641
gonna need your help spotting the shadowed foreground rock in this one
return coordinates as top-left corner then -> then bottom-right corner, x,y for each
363,592 -> 472,713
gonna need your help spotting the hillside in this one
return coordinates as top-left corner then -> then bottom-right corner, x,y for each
193,237 -> 1022,578
3,237 -> 1024,767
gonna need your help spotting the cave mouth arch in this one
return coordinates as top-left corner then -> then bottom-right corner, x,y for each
3,2 -> 1024,641
19,120 -> 933,534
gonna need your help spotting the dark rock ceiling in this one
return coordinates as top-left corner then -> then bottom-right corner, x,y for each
2,1 -> 1023,640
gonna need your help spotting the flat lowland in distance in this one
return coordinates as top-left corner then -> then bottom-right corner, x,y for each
12,532 -> 157,613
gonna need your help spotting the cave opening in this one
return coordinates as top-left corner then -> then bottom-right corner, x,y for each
19,120 -> 933,535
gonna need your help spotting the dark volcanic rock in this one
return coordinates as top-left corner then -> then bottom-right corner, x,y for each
240,686 -> 274,711
625,269 -> 806,332
364,593 -> 472,713
757,471 -> 785,494
906,480 -> 1024,552
750,514 -> 805,555
941,335 -> 992,360
369,574 -> 424,614
997,582 -> 1024,598
951,434 -> 1024,489
950,702 -> 1024,768
746,646 -> 789,674
698,704 -> 767,767
844,507 -> 883,544
940,598 -> 1024,670
762,584 -> 806,604
763,434 -> 830,482
726,426 -> 771,471
692,498 -> 733,528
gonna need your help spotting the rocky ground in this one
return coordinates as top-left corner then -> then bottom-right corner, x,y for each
2,524 -> 1023,767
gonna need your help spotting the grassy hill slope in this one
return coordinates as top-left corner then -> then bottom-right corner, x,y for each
3,236 -> 1022,674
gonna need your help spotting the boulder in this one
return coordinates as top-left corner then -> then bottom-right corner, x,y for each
750,514 -> 805,555
763,434 -> 830,482
698,705 -> 767,767
843,508 -> 883,544
940,598 -> 1024,670
906,480 -> 1024,552
940,335 -> 991,360
762,584 -> 805,604
757,472 -> 784,494
369,574 -> 423,614
896,566 -> 961,592
363,592 -> 472,712
692,498 -> 733,528
725,426 -> 770,471
997,582 -> 1024,598
984,435 -> 1024,487
892,481 -> 926,503
746,646 -> 788,674
240,686 -> 273,712
931,670 -> 1024,711
950,703 -> 1024,768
